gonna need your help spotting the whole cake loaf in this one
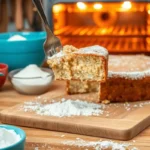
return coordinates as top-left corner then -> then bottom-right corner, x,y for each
47,45 -> 108,82
100,54 -> 150,102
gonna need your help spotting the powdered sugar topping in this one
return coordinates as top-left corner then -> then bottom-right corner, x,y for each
47,51 -> 64,59
75,45 -> 108,58
108,69 -> 150,80
108,55 -> 150,80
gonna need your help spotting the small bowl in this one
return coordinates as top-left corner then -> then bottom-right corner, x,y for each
0,124 -> 26,150
0,32 -> 46,71
9,68 -> 54,95
0,63 -> 8,89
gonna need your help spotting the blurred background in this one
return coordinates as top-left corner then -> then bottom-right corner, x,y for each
0,0 -> 50,32
0,0 -> 51,71
1,0 -> 150,52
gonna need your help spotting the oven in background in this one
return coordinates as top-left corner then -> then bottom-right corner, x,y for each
49,0 -> 150,53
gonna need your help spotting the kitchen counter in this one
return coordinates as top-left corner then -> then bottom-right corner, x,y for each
1,81 -> 150,150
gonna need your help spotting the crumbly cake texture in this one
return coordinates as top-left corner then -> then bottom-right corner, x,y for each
47,45 -> 108,82
100,54 -> 150,102
67,80 -> 99,94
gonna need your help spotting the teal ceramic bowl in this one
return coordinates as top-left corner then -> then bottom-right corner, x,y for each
0,32 -> 46,71
0,124 -> 26,150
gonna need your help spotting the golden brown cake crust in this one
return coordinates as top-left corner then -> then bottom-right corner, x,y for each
100,54 -> 150,102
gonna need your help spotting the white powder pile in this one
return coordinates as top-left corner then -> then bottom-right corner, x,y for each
23,98 -> 105,117
12,64 -> 53,94
14,64 -> 50,78
0,128 -> 21,148
8,35 -> 27,41
62,138 -> 139,150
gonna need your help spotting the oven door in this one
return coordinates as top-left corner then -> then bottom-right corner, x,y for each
48,0 -> 150,53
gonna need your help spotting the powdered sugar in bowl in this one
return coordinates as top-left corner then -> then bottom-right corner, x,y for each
9,65 -> 54,95
0,124 -> 26,150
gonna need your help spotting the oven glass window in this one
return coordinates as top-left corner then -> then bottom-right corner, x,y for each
52,2 -> 150,53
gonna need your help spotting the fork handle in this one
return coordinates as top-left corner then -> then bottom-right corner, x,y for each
32,0 -> 54,36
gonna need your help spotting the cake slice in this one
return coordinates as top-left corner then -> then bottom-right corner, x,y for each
67,80 -> 99,94
100,55 -> 150,102
47,45 -> 108,82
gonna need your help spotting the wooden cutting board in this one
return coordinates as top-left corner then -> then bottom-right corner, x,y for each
1,82 -> 150,141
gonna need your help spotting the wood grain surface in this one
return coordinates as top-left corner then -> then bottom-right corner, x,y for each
1,91 -> 150,141
1,81 -> 150,150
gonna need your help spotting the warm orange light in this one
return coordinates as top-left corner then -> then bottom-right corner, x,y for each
77,2 -> 87,10
148,10 -> 150,14
53,4 -> 65,13
93,3 -> 103,10
121,1 -> 132,10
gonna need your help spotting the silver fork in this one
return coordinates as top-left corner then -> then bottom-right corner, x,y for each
33,0 -> 62,57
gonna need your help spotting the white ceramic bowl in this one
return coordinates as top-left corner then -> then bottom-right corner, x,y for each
9,68 -> 54,95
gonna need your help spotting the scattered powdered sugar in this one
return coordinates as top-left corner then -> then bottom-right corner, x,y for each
124,101 -> 150,111
108,69 -> 150,80
23,98 -> 105,117
62,138 -> 138,150
23,96 -> 150,118
75,45 -> 108,58
106,101 -> 150,113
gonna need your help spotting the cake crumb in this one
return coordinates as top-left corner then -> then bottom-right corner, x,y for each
106,114 -> 110,117
102,100 -> 110,104
132,147 -> 139,150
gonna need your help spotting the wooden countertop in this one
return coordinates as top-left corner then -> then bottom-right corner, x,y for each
1,81 -> 150,150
